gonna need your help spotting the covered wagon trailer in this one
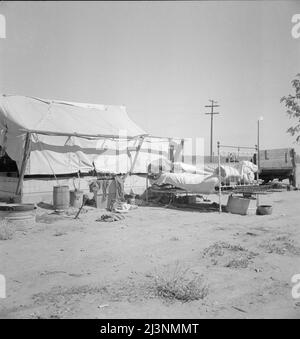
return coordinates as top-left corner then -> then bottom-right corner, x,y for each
258,148 -> 297,186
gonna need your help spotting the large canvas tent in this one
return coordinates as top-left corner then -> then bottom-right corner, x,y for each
0,95 -> 185,202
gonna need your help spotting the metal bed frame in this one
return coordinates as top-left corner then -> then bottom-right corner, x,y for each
145,174 -> 202,205
217,141 -> 262,213
145,142 -> 265,213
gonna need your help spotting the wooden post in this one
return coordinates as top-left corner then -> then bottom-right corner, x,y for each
218,141 -> 222,213
291,148 -> 297,187
257,119 -> 261,208
146,172 -> 149,205
181,139 -> 184,163
15,132 -> 31,198
125,136 -> 145,179
147,140 -> 152,174
256,143 -> 260,208
169,143 -> 175,173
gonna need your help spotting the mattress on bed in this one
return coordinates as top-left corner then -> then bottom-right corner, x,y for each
152,172 -> 219,194
214,161 -> 258,184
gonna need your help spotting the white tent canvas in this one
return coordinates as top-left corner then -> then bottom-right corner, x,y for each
0,95 -> 147,175
0,95 -> 185,202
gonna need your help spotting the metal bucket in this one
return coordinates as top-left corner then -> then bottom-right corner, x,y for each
53,186 -> 70,210
256,205 -> 273,215
70,190 -> 83,208
226,195 -> 251,216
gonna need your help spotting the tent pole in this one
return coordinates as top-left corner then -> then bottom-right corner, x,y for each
181,139 -> 185,163
146,172 -> 149,205
20,129 -> 148,140
15,132 -> 31,199
125,136 -> 145,179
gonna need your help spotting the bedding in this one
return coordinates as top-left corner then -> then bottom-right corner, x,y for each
151,172 -> 219,194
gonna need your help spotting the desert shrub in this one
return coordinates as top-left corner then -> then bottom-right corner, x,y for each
225,257 -> 250,269
203,242 -> 258,269
152,263 -> 208,302
262,237 -> 300,256
203,241 -> 246,258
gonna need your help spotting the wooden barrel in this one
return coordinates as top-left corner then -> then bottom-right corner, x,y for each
53,186 -> 70,210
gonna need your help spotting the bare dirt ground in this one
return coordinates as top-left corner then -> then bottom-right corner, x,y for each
0,191 -> 300,319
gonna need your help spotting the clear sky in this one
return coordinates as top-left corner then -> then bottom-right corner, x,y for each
0,1 -> 300,155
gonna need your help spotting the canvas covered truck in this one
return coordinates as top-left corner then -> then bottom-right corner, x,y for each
257,148 -> 297,186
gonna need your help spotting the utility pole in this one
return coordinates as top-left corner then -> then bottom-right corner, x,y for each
205,100 -> 220,163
